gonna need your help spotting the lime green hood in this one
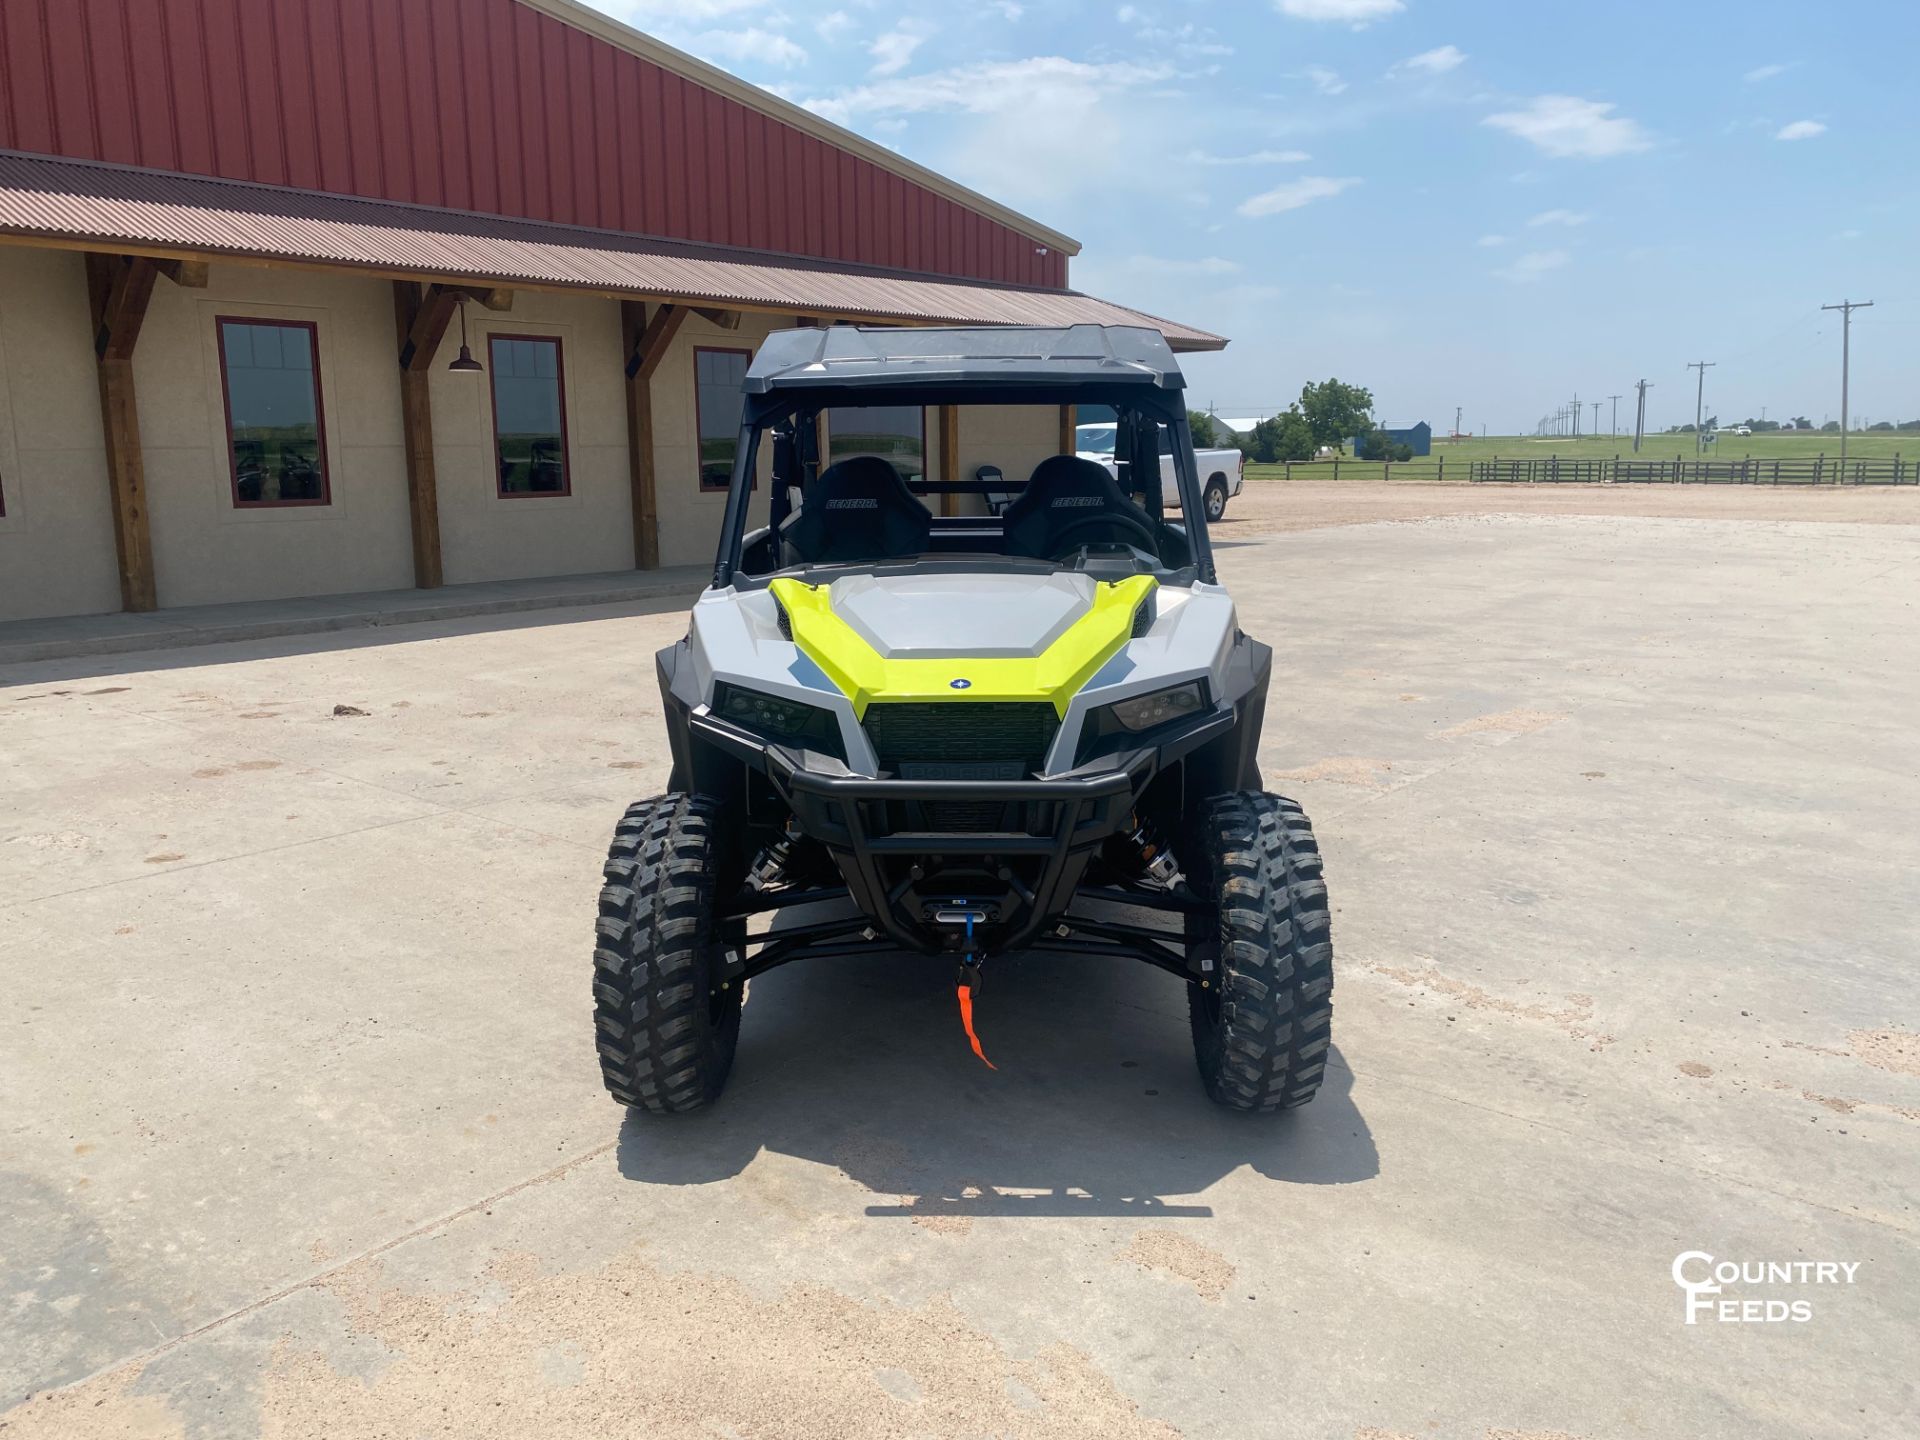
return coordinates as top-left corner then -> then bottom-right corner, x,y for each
770,573 -> 1156,719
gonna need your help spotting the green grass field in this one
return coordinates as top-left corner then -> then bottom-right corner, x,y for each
1246,429 -> 1918,483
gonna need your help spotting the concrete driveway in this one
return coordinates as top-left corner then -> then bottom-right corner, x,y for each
3,505 -> 1916,1438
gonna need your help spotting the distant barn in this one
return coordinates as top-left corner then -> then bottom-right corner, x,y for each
1352,422 -> 1432,457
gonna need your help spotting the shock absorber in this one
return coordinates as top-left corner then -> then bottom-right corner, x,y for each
1127,812 -> 1182,888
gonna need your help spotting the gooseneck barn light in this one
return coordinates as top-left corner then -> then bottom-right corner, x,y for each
447,296 -> 484,374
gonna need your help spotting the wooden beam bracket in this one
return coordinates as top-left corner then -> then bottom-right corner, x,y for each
155,258 -> 209,288
692,305 -> 742,331
397,283 -> 460,371
625,302 -> 687,381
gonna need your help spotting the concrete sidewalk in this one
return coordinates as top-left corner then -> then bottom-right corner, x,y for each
0,567 -> 709,667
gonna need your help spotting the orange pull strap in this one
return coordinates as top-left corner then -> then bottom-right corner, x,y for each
956,984 -> 997,1070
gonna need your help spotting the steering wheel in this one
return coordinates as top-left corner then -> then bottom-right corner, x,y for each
1046,509 -> 1159,560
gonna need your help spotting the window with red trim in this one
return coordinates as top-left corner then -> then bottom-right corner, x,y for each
218,318 -> 330,507
695,346 -> 752,492
826,405 -> 927,484
489,336 -> 570,497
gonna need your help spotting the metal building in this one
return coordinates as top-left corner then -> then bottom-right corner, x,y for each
0,0 -> 1221,622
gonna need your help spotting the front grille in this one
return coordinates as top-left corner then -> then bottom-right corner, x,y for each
862,702 -> 1059,779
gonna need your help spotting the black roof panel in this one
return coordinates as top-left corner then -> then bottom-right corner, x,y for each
743,324 -> 1186,395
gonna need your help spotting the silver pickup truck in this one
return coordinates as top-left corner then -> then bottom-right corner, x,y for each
1077,422 -> 1245,522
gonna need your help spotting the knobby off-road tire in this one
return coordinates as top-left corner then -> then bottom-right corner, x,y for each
593,794 -> 743,1113
1188,792 -> 1334,1111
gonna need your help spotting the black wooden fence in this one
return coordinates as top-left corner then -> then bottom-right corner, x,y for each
1469,454 -> 1917,485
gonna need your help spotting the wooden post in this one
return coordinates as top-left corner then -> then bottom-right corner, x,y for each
392,281 -> 460,589
85,254 -> 160,612
623,302 -> 689,570
1058,404 -> 1076,456
938,404 -> 960,518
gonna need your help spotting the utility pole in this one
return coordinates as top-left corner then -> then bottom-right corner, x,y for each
1569,393 -> 1580,438
1687,361 -> 1716,454
1591,400 -> 1601,434
1455,404 -> 1463,439
1608,394 -> 1622,437
1633,379 -> 1652,453
1822,299 -> 1872,463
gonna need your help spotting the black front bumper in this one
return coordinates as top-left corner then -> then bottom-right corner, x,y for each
689,706 -> 1232,955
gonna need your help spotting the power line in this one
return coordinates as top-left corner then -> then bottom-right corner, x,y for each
1820,299 -> 1874,464
1686,361 -> 1716,454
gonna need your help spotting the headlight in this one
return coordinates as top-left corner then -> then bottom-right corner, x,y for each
1093,681 -> 1208,735
711,682 -> 845,757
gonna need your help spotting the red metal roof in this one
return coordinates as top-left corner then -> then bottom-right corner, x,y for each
0,0 -> 1071,288
0,153 -> 1226,350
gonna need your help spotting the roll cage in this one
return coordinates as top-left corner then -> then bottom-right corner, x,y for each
709,325 -> 1219,589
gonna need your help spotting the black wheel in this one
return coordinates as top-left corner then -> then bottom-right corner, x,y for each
593,794 -> 743,1113
1187,792 -> 1333,1111
1203,477 -> 1229,522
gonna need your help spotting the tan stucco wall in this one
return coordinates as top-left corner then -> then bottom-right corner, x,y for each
957,403 -> 1063,516
0,248 -> 123,622
0,251 -> 1065,624
135,264 -> 415,608
431,290 -> 626,586
651,310 -> 779,571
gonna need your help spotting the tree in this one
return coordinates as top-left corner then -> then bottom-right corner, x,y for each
1820,420 -> 1840,432
1274,408 -> 1315,462
1791,416 -> 1812,430
1869,420 -> 1895,431
1187,409 -> 1217,446
1298,379 -> 1375,452
1357,432 -> 1412,462
1246,408 -> 1314,464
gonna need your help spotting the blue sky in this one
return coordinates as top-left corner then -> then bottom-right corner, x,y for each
598,0 -> 1919,435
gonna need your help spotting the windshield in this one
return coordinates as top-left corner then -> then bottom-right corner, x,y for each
1075,424 -> 1118,456
721,399 -> 1214,585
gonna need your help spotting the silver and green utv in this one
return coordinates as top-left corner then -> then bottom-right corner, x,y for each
593,324 -> 1332,1113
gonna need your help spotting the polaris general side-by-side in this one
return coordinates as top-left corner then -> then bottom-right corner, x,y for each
593,325 -> 1333,1113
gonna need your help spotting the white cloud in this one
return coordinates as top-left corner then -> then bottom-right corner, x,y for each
868,23 -> 930,77
1305,66 -> 1347,95
815,11 -> 853,41
1482,95 -> 1653,158
1776,119 -> 1827,141
800,56 -> 1172,124
603,0 -> 772,19
1399,45 -> 1466,74
1274,0 -> 1405,23
687,26 -> 807,70
804,57 -> 1178,210
1494,248 -> 1571,283
1188,148 -> 1312,165
1121,8 -> 1233,58
1476,234 -> 1508,247
1743,63 -> 1789,82
992,1 -> 1025,18
1527,208 -> 1590,227
1237,175 -> 1361,217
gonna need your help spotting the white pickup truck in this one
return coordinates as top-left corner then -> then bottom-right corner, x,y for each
1076,422 -> 1245,521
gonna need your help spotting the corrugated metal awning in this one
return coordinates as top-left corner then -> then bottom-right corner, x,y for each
0,152 -> 1225,352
